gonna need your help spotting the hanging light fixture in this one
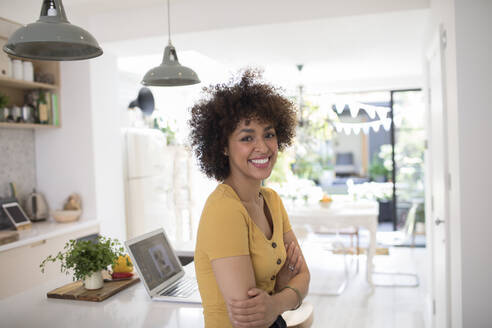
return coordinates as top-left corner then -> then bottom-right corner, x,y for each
3,0 -> 102,61
142,0 -> 200,87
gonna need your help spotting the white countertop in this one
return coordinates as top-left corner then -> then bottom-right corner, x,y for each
0,219 -> 100,252
0,263 -> 203,328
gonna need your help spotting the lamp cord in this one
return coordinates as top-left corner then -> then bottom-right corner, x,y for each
167,0 -> 171,45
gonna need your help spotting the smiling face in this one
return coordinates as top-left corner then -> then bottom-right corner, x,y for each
225,119 -> 278,183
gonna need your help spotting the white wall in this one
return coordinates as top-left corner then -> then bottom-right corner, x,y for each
430,0 -> 492,326
0,8 -> 128,240
35,61 -> 97,220
453,0 -> 492,326
89,53 -> 127,241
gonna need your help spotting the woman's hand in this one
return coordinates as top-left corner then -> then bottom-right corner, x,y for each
275,241 -> 303,292
228,288 -> 279,328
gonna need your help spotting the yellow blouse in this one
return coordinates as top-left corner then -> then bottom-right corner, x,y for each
194,184 -> 292,328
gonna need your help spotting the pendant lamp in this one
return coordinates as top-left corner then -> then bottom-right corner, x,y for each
3,0 -> 102,61
128,87 -> 155,116
142,0 -> 200,87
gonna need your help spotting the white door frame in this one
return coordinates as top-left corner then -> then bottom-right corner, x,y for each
424,24 -> 451,328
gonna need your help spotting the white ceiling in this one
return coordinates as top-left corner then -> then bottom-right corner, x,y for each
0,0 -> 431,93
106,8 -> 430,93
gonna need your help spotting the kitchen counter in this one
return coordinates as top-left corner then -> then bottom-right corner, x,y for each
0,219 -> 100,252
0,263 -> 204,328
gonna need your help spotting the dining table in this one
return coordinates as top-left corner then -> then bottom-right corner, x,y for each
286,198 -> 379,286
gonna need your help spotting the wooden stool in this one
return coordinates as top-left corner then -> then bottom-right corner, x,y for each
283,301 -> 314,328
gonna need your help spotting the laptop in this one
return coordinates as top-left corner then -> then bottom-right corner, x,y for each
125,228 -> 201,304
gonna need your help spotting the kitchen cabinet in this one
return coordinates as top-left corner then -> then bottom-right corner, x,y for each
0,220 -> 99,299
0,17 -> 61,129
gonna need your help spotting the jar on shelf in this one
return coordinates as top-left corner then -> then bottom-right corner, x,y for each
12,60 -> 23,80
22,61 -> 34,82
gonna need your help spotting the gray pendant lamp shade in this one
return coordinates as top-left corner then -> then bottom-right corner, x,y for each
3,0 -> 102,61
142,42 -> 200,86
141,0 -> 200,87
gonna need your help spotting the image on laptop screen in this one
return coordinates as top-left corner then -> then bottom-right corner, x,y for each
128,233 -> 181,290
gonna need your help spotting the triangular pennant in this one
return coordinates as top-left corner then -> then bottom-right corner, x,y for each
336,103 -> 345,114
335,123 -> 343,133
353,125 -> 361,135
343,125 -> 352,134
365,106 -> 376,119
349,103 -> 359,118
382,119 -> 392,131
372,121 -> 381,132
376,108 -> 388,120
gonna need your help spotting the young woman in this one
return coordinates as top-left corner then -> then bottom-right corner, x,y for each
189,69 -> 310,328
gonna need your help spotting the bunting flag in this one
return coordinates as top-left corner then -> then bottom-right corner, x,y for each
332,118 -> 393,135
310,94 -> 393,135
335,103 -> 345,114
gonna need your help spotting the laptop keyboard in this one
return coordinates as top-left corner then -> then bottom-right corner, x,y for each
160,278 -> 198,298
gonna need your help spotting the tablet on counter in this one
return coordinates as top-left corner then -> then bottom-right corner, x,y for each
2,202 -> 31,229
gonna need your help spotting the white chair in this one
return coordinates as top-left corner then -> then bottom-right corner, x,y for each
372,202 -> 421,287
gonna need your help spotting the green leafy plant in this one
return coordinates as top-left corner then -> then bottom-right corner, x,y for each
369,154 -> 391,181
0,92 -> 9,108
40,236 -> 126,281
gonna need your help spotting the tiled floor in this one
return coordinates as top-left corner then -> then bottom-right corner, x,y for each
299,231 -> 429,328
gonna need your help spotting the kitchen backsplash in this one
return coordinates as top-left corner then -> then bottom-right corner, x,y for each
0,128 -> 36,202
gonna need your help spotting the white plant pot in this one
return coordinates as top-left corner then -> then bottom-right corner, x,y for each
83,270 -> 104,290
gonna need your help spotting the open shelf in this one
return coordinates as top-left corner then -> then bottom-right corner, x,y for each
0,75 -> 58,90
0,18 -> 61,129
0,122 -> 59,129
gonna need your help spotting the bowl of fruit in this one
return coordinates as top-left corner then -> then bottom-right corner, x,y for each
319,194 -> 333,208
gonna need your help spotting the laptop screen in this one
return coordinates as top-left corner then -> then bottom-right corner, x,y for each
128,232 -> 181,291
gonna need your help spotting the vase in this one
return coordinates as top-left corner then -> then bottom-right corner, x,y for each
83,270 -> 104,290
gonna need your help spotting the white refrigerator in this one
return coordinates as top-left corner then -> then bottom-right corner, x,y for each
124,128 -> 181,240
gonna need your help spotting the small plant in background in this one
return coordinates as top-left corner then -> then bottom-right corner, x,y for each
369,153 -> 391,182
153,116 -> 177,145
40,236 -> 126,281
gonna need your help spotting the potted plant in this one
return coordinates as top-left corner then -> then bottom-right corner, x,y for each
40,236 -> 126,290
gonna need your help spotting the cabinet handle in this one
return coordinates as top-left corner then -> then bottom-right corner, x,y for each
30,239 -> 47,247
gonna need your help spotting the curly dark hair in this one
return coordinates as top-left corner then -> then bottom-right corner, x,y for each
188,69 -> 297,181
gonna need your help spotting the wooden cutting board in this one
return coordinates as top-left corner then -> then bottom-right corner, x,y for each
0,230 -> 19,246
47,276 -> 140,302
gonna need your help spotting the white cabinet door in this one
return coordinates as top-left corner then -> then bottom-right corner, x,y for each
127,176 -> 176,240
